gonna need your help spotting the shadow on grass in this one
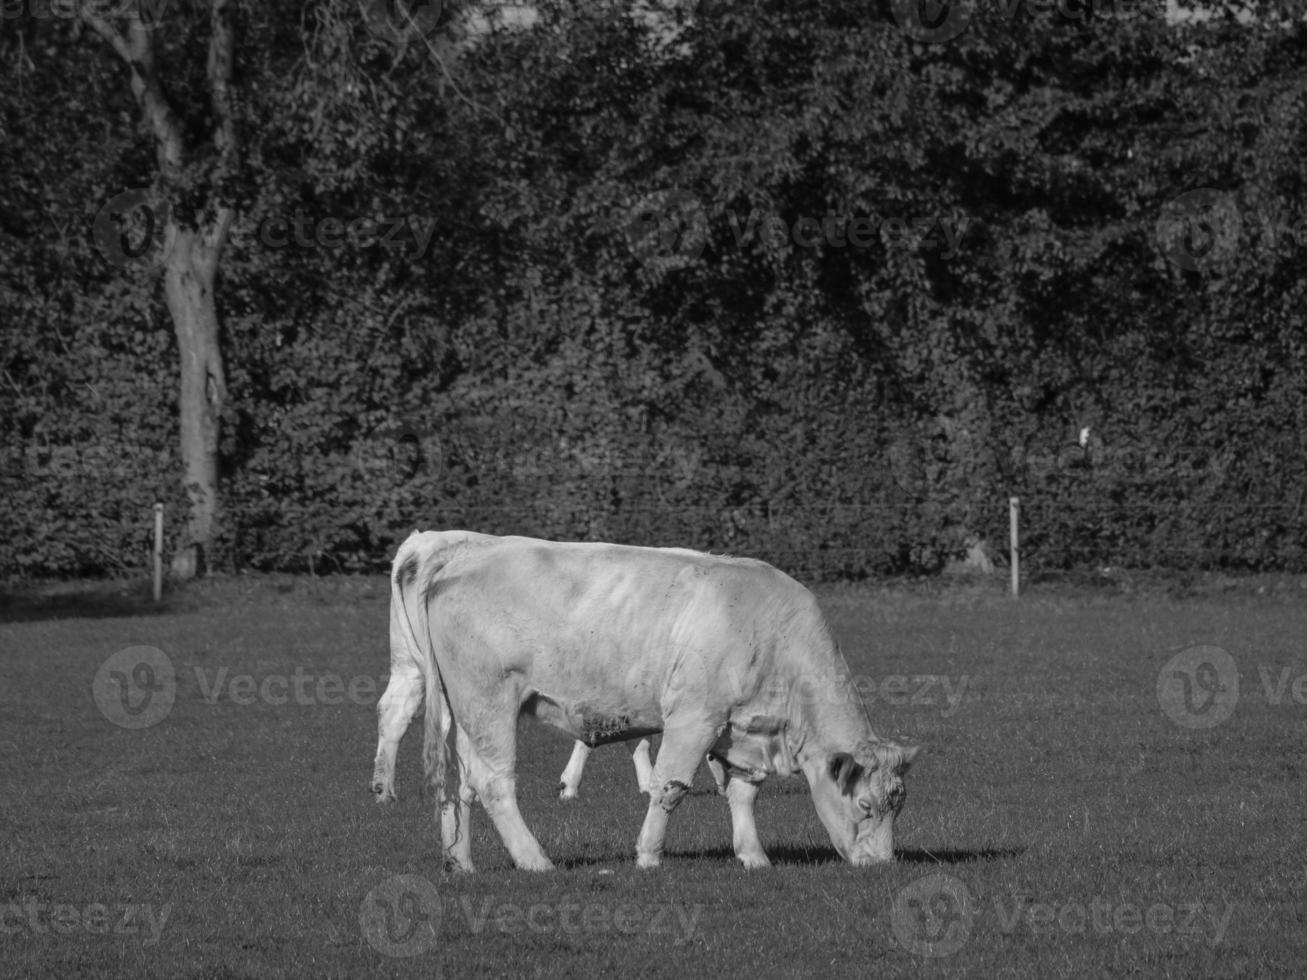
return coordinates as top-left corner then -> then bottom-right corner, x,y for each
0,581 -> 181,623
898,846 -> 1024,864
562,845 -> 844,868
560,844 -> 1023,870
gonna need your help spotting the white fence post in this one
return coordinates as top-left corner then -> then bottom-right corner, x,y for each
153,502 -> 164,603
1009,496 -> 1020,598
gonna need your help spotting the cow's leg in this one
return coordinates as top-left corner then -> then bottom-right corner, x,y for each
636,720 -> 720,869
559,738 -> 656,800
558,741 -> 590,801
464,718 -> 554,871
371,660 -> 424,803
439,722 -> 476,873
631,738 -> 654,793
724,774 -> 770,869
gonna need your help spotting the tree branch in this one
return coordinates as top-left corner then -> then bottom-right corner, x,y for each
208,0 -> 238,168
83,12 -> 184,177
82,14 -> 134,64
203,0 -> 239,260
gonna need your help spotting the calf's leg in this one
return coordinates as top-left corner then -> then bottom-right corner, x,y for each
631,738 -> 654,793
558,741 -> 590,800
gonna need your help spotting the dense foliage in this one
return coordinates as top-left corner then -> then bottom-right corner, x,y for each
2,0 -> 1305,578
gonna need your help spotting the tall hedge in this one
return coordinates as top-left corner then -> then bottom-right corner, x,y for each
2,1 -> 1305,578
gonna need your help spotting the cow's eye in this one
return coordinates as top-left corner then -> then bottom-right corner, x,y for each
857,796 -> 874,814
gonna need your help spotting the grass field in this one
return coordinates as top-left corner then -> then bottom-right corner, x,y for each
2,574 -> 1305,978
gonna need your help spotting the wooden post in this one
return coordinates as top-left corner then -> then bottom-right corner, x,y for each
153,503 -> 164,603
1009,496 -> 1019,598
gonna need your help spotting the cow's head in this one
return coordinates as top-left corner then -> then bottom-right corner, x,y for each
808,740 -> 920,865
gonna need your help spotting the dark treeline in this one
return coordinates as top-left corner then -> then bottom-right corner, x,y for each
2,0 -> 1305,578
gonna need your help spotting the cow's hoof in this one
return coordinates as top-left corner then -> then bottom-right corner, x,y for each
636,853 -> 661,870
737,852 -> 771,870
558,783 -> 578,801
514,854 -> 555,872
372,784 -> 395,804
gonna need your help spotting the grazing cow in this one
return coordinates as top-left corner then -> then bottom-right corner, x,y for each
557,738 -> 727,800
371,530 -> 920,871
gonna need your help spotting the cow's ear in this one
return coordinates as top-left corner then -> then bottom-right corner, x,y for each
897,743 -> 922,773
827,752 -> 860,792
873,740 -> 921,774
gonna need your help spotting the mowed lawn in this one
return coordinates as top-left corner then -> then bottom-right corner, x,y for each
2,575 -> 1305,978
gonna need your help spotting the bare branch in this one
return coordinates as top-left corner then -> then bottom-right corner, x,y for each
82,15 -> 135,64
208,0 -> 238,167
83,11 -> 184,177
417,32 -> 508,130
202,0 -> 239,258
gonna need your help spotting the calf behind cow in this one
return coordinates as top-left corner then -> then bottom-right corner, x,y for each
371,530 -> 920,871
557,738 -> 727,800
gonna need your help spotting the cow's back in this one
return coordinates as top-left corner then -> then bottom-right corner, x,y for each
402,532 -> 822,736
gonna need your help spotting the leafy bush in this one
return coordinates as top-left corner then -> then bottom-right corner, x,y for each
3,0 -> 1305,578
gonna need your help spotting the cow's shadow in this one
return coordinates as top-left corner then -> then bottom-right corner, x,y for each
559,844 -> 1022,869
897,846 -> 1024,864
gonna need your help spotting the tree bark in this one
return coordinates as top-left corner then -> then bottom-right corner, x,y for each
164,229 -> 226,578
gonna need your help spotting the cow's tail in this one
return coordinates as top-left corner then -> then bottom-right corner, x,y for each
390,534 -> 448,804
420,627 -> 448,805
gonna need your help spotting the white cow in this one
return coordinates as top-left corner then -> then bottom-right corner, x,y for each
371,530 -> 920,871
557,738 -> 727,800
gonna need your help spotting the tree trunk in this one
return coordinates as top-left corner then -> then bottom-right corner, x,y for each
85,3 -> 237,579
164,228 -> 226,579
